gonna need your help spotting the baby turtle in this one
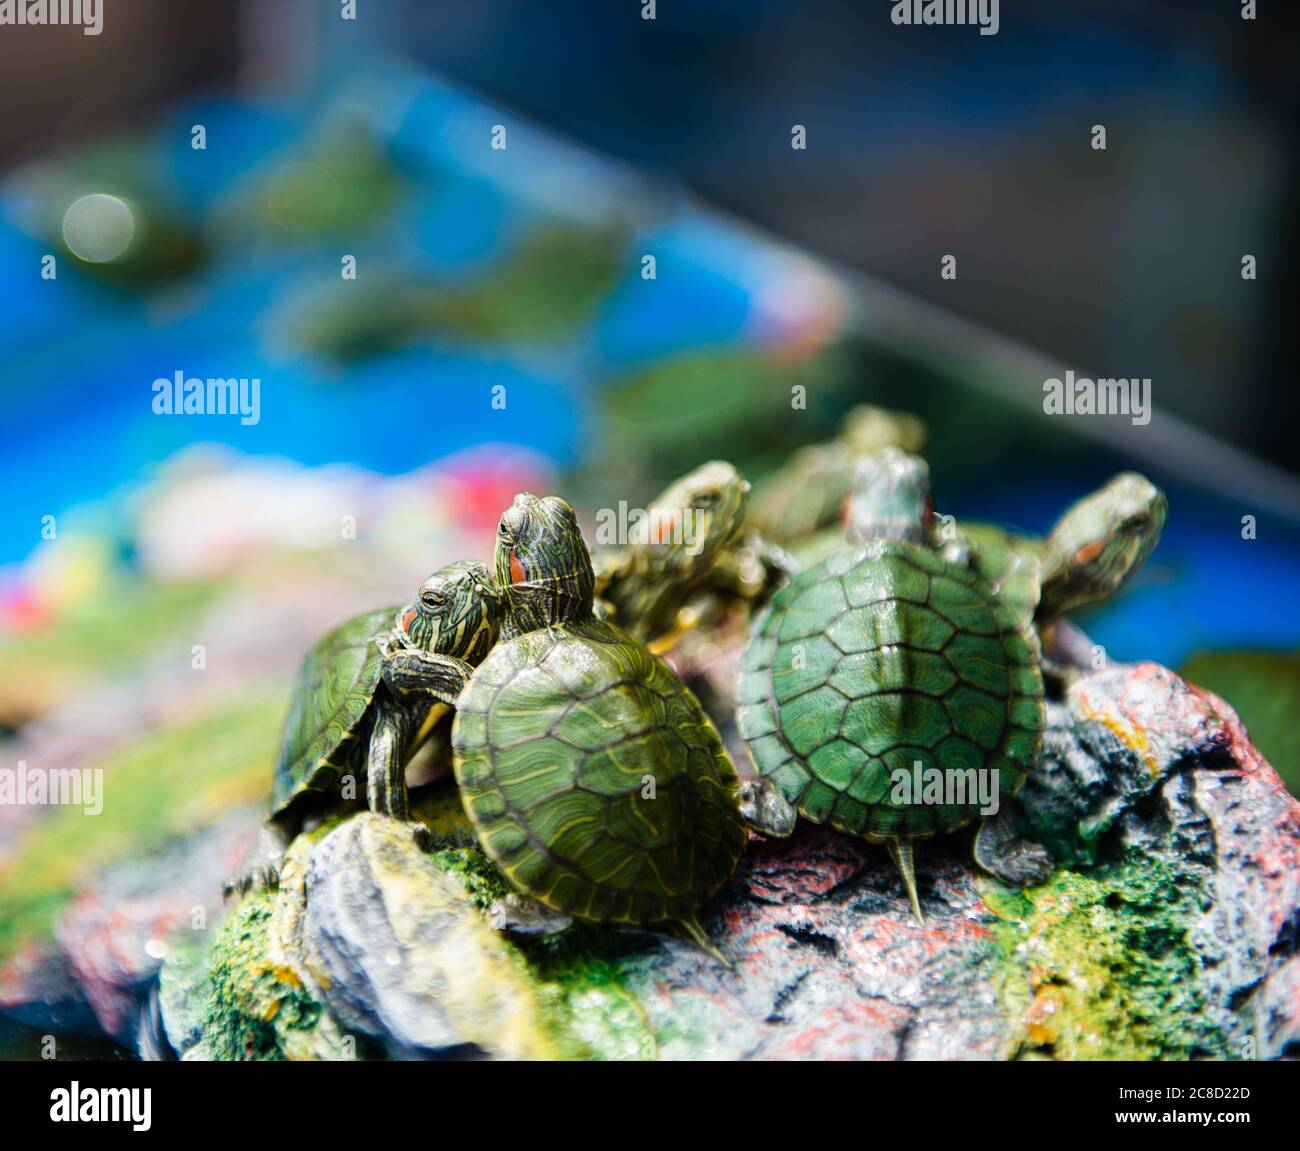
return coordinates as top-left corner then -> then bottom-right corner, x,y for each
594,459 -> 790,649
739,452 -> 1168,920
750,404 -> 927,550
737,451 -> 1050,921
449,493 -> 747,957
226,560 -> 501,894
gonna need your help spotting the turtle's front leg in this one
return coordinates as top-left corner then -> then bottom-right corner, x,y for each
371,650 -> 474,845
705,535 -> 797,607
381,646 -> 473,705
222,823 -> 290,902
972,808 -> 1054,887
747,534 -> 799,598
364,700 -> 430,851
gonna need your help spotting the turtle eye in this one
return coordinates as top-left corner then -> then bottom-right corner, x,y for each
498,518 -> 512,539
694,491 -> 719,509
420,590 -> 447,609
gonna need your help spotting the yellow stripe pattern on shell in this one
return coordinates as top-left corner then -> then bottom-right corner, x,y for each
272,607 -> 393,816
451,618 -> 747,926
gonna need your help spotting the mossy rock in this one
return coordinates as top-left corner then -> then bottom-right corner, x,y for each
986,851 -> 1223,1060
180,796 -> 656,1060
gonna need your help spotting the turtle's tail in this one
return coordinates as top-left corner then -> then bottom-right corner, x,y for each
887,838 -> 925,924
670,913 -> 733,969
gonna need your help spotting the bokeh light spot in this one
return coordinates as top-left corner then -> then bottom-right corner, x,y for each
61,193 -> 138,263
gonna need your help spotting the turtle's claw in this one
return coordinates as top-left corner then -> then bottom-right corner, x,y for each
973,812 -> 1055,888
993,839 -> 1055,887
221,875 -> 248,906
410,823 -> 433,852
489,893 -> 572,937
222,864 -> 280,904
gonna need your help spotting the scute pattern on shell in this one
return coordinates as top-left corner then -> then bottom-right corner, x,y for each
272,607 -> 391,814
452,618 -> 747,924
737,541 -> 1044,841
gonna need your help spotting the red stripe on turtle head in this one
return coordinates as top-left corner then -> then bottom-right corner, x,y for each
509,550 -> 526,584
648,509 -> 679,545
1074,537 -> 1107,567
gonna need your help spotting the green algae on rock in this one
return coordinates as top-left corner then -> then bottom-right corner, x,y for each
203,890 -> 357,1062
168,828 -> 363,1061
416,795 -> 660,1058
984,851 -> 1222,1061
988,661 -> 1296,1061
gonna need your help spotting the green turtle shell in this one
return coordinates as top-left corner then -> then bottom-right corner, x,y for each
737,540 -> 1044,842
451,618 -> 746,925
271,606 -> 393,822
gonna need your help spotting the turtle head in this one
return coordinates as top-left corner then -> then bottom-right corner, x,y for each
841,405 -> 928,456
1039,472 -> 1167,618
495,493 -> 595,631
633,460 -> 749,576
397,560 -> 502,663
844,449 -> 932,545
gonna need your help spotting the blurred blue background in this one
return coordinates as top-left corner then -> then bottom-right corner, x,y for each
0,0 -> 1297,671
